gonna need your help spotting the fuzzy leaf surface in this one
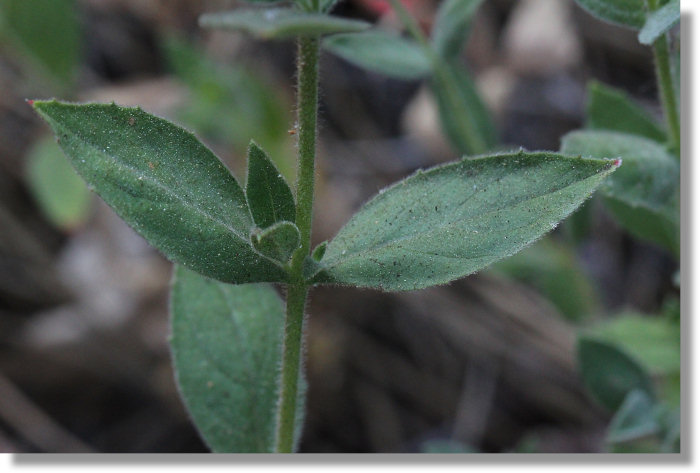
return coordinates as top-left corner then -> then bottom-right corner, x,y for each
252,221 -> 300,263
309,152 -> 619,291
561,130 -> 679,255
199,8 -> 370,39
573,0 -> 646,29
577,337 -> 655,412
638,0 -> 680,45
246,142 -> 295,229
170,266 -> 285,452
323,31 -> 431,80
586,81 -> 666,143
431,0 -> 485,58
33,100 -> 287,283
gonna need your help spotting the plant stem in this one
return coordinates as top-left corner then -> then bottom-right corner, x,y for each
275,283 -> 308,453
294,36 -> 320,258
647,0 -> 681,154
274,35 -> 320,453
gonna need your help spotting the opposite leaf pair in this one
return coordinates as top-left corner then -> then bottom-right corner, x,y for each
34,100 -> 622,294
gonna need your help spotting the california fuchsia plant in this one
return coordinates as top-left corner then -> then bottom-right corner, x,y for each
28,0 -> 682,453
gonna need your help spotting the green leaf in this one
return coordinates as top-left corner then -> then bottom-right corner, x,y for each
586,312 -> 680,376
323,31 -> 431,80
420,439 -> 477,453
607,390 -> 660,444
309,152 -> 619,291
25,136 -> 92,231
572,0 -> 647,29
577,337 -> 655,412
658,406 -> 681,452
0,0 -> 80,84
33,100 -> 288,284
638,0 -> 680,45
171,266 -> 301,452
252,221 -> 300,263
586,81 -> 667,143
296,0 -> 340,12
490,237 -> 599,322
246,142 -> 296,229
561,130 -> 679,255
320,0 -> 341,12
431,0 -> 485,58
311,241 -> 327,261
199,8 -> 371,39
431,60 -> 498,155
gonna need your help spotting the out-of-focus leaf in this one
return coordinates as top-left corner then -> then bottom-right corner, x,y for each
199,8 -> 370,39
672,46 -> 680,106
296,0 -> 340,12
246,142 -> 296,229
33,100 -> 288,284
420,439 -> 477,453
607,390 -> 660,444
586,81 -> 666,143
252,221 -> 300,263
561,130 -> 679,255
431,60 -> 498,155
431,0 -> 485,58
572,0 -> 647,29
577,337 -> 655,412
587,312 -> 680,376
638,0 -> 680,45
162,35 -> 295,181
320,0 -> 341,12
309,152 -> 619,291
323,31 -> 431,80
491,236 -> 599,322
171,266 -> 301,452
561,198 -> 593,244
25,136 -> 92,231
0,0 -> 80,84
658,406 -> 681,452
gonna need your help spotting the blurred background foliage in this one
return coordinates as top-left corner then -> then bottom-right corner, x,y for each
0,0 -> 679,453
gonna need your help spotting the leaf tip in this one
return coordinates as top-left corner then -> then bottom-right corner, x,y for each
248,139 -> 262,154
26,99 -> 35,107
613,158 -> 623,167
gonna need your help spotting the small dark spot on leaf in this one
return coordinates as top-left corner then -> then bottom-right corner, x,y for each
128,116 -> 136,126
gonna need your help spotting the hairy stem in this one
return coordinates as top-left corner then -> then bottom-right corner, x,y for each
275,283 -> 308,453
274,35 -> 320,453
294,36 -> 320,258
647,0 -> 681,154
